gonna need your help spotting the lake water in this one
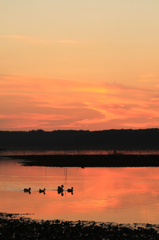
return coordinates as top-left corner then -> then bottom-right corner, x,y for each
1,156 -> 159,224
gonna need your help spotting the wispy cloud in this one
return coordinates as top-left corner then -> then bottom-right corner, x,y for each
1,74 -> 159,130
57,40 -> 86,44
2,35 -> 29,40
2,36 -> 86,45
138,73 -> 159,83
2,35 -> 51,44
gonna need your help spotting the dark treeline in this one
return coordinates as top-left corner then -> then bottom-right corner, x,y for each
0,128 -> 159,150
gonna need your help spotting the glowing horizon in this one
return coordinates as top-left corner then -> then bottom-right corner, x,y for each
1,1 -> 159,131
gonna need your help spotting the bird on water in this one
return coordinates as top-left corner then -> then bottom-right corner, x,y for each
67,187 -> 73,194
24,188 -> 31,193
39,188 -> 46,194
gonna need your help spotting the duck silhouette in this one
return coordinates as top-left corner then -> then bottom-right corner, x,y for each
67,187 -> 73,194
57,185 -> 64,194
39,188 -> 46,194
24,188 -> 31,194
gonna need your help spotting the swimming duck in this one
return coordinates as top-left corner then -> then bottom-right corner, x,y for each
57,185 -> 64,193
24,188 -> 31,193
67,187 -> 73,194
39,188 -> 45,194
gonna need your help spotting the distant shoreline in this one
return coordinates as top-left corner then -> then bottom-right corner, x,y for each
4,154 -> 159,167
1,129 -> 159,151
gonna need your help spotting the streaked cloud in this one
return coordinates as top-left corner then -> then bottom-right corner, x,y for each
1,35 -> 51,44
2,35 -> 29,40
1,74 -> 159,130
57,40 -> 86,44
2,36 -> 86,45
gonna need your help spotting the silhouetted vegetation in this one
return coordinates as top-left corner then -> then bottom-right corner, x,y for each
1,213 -> 159,239
0,128 -> 159,150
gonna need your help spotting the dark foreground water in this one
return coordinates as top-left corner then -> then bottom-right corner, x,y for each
1,157 -> 159,224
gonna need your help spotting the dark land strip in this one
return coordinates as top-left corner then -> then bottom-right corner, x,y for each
1,129 -> 159,151
7,154 -> 159,167
1,213 -> 159,240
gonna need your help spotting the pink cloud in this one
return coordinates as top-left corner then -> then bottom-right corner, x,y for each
57,40 -> 86,44
2,35 -> 51,44
0,74 -> 159,130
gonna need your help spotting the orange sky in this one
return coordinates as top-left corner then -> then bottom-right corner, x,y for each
1,1 -> 159,130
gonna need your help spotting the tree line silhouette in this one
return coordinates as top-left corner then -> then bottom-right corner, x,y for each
0,129 -> 159,150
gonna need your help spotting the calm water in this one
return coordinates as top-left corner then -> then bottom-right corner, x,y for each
1,157 -> 159,224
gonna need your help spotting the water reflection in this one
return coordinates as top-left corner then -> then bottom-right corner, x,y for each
1,158 -> 159,224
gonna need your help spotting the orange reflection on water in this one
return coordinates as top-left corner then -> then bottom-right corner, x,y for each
1,159 -> 159,223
